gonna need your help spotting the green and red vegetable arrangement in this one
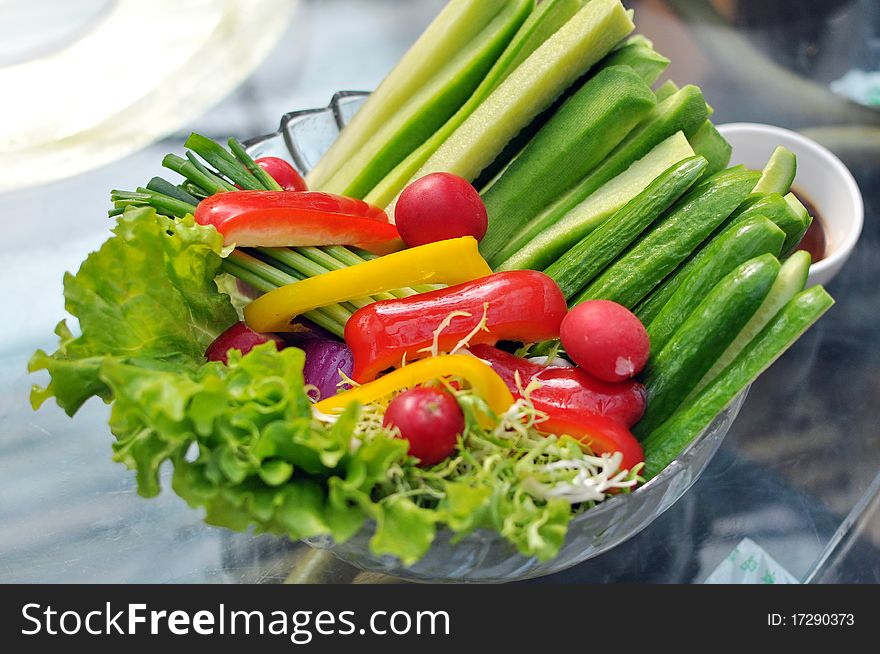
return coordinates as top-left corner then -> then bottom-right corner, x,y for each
30,0 -> 835,565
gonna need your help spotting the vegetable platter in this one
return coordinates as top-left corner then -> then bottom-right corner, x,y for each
30,0 -> 835,581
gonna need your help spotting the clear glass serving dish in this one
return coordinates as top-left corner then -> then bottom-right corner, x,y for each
243,93 -> 749,583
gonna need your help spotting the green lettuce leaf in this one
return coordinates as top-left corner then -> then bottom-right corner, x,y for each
29,207 -> 237,415
370,496 -> 438,566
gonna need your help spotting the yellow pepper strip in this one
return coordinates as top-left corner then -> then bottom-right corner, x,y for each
244,236 -> 492,332
314,354 -> 514,422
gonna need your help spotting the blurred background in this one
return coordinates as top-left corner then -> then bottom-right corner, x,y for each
1,0 -> 878,583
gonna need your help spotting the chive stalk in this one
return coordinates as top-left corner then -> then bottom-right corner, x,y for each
145,177 -> 200,206
225,252 -> 352,336
185,134 -> 263,190
110,189 -> 196,219
185,152 -> 237,192
227,138 -> 284,191
162,154 -> 232,194
221,259 -> 345,337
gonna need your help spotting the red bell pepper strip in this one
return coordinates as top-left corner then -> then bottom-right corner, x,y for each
194,190 -> 404,255
469,344 -> 647,428
539,414 -> 644,473
344,271 -> 568,383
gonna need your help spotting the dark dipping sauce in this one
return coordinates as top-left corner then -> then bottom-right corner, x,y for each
790,187 -> 828,263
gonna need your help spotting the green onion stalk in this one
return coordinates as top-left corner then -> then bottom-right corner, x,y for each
109,133 -> 427,338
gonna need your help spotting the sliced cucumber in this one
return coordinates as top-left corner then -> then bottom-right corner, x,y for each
490,84 -> 709,267
634,254 -> 781,439
688,120 -> 731,179
574,167 -> 761,309
479,66 -> 656,265
642,285 -> 834,479
308,0 -> 520,189
785,191 -> 808,220
546,155 -> 707,299
497,132 -> 695,272
782,192 -> 813,256
397,0 -> 635,208
320,0 -> 533,198
469,28 -> 667,198
364,0 -> 582,208
654,79 -> 679,102
753,146 -> 797,195
689,250 -> 811,398
645,216 -> 785,354
599,34 -> 670,86
725,192 -> 808,256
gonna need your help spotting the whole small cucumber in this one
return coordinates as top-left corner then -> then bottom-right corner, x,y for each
688,120 -> 731,179
545,155 -> 708,299
574,166 -> 761,309
642,285 -> 834,479
645,216 -> 785,354
633,253 -> 781,439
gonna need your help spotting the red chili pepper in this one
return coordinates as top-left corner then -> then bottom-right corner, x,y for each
469,344 -> 646,428
194,190 -> 404,255
344,271 -> 568,382
538,414 -> 644,473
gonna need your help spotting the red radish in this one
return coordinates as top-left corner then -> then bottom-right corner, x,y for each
560,300 -> 650,383
205,321 -> 284,365
383,387 -> 464,466
256,157 -> 308,191
394,172 -> 488,247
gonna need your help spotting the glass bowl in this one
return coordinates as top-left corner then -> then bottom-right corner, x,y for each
243,93 -> 749,583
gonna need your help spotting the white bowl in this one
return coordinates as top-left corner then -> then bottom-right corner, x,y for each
717,122 -> 863,287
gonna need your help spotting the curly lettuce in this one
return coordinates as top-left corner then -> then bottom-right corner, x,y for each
29,207 -> 237,414
101,345 -> 426,551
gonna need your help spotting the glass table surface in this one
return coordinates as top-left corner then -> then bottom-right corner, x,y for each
1,0 -> 878,584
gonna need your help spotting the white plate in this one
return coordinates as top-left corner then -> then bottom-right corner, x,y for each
717,122 -> 864,287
